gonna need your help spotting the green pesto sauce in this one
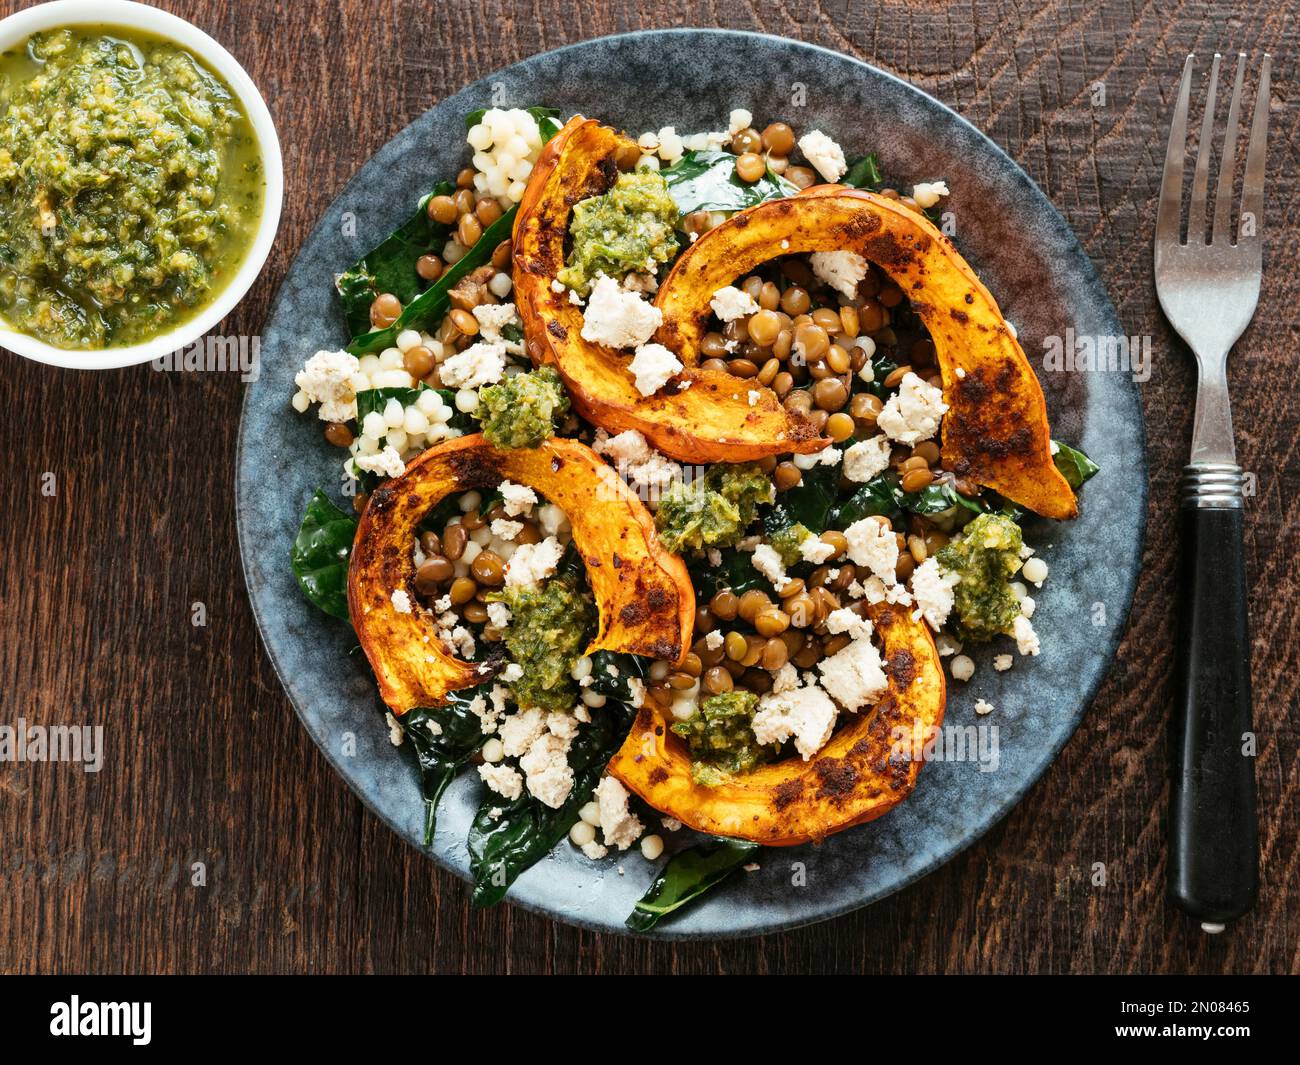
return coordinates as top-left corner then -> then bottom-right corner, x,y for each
936,512 -> 1024,641
654,463 -> 774,554
492,574 -> 596,712
0,28 -> 265,349
671,690 -> 775,784
478,366 -> 570,449
557,170 -> 679,294
769,522 -> 814,567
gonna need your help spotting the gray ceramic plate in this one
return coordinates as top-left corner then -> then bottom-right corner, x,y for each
236,30 -> 1146,938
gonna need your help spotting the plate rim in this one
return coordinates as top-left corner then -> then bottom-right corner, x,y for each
236,27 -> 1148,940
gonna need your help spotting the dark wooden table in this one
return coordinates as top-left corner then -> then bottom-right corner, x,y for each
2,0 -> 1296,975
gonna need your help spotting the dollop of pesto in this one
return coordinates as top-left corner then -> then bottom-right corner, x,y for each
671,691 -> 774,784
492,574 -> 596,711
0,29 -> 264,348
478,366 -> 571,449
769,522 -> 814,567
557,170 -> 679,294
654,463 -> 774,554
936,512 -> 1024,641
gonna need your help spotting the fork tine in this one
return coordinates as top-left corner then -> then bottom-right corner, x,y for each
1186,53 -> 1221,244
1157,55 -> 1195,247
1211,54 -> 1246,244
1239,54 -> 1271,244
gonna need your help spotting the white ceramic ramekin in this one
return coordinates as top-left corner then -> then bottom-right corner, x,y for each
0,0 -> 284,369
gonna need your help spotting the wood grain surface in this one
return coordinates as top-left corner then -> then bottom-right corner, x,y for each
1,0 -> 1296,975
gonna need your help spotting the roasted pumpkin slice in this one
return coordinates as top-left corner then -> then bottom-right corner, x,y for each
513,117 -> 826,464
608,601 -> 945,846
348,434 -> 694,714
656,186 -> 1078,519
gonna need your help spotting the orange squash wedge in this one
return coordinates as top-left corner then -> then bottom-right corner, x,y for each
655,185 -> 1078,519
608,600 -> 946,846
513,117 -> 827,464
348,434 -> 694,714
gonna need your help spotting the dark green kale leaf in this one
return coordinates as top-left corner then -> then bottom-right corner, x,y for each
347,207 -> 518,356
626,837 -> 762,932
402,687 -> 491,846
290,489 -> 357,620
662,149 -> 798,216
1051,441 -> 1101,489
334,181 -> 455,336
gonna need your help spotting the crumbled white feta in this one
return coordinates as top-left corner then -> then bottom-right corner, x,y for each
438,620 -> 475,659
594,428 -> 651,465
353,445 -> 406,479
478,762 -> 523,800
728,108 -> 753,134
751,543 -> 793,593
704,629 -> 725,651
592,427 -> 683,491
950,654 -> 975,682
842,435 -> 892,483
491,518 -> 523,541
439,341 -> 507,390
498,480 -> 537,516
843,517 -> 899,583
487,601 -> 513,629
909,557 -> 958,630
385,712 -> 405,747
824,606 -> 872,641
1012,615 -> 1041,656
809,250 -> 868,299
710,285 -> 760,322
628,343 -> 682,396
974,697 -> 995,716
390,589 -> 413,614
857,574 -> 913,606
581,274 -> 662,349
993,654 -> 1013,672
469,686 -> 510,735
295,350 -> 361,422
471,302 -> 524,355
800,534 -> 837,565
504,536 -> 564,587
595,776 -> 644,850
546,710 -> 579,742
752,683 -> 839,760
770,662 -> 800,694
793,444 -> 842,470
797,129 -> 847,182
817,635 -> 888,713
877,372 -> 948,445
499,706 -> 547,758
519,716 -> 576,809
622,272 -> 658,293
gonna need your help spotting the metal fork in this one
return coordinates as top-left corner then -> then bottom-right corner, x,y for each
1155,52 -> 1271,931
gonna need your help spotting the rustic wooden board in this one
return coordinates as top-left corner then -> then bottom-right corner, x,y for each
0,0 -> 1295,974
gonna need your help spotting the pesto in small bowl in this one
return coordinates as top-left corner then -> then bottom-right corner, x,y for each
0,26 -> 265,349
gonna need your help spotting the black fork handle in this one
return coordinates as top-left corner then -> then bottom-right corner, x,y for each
1169,464 -> 1258,925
